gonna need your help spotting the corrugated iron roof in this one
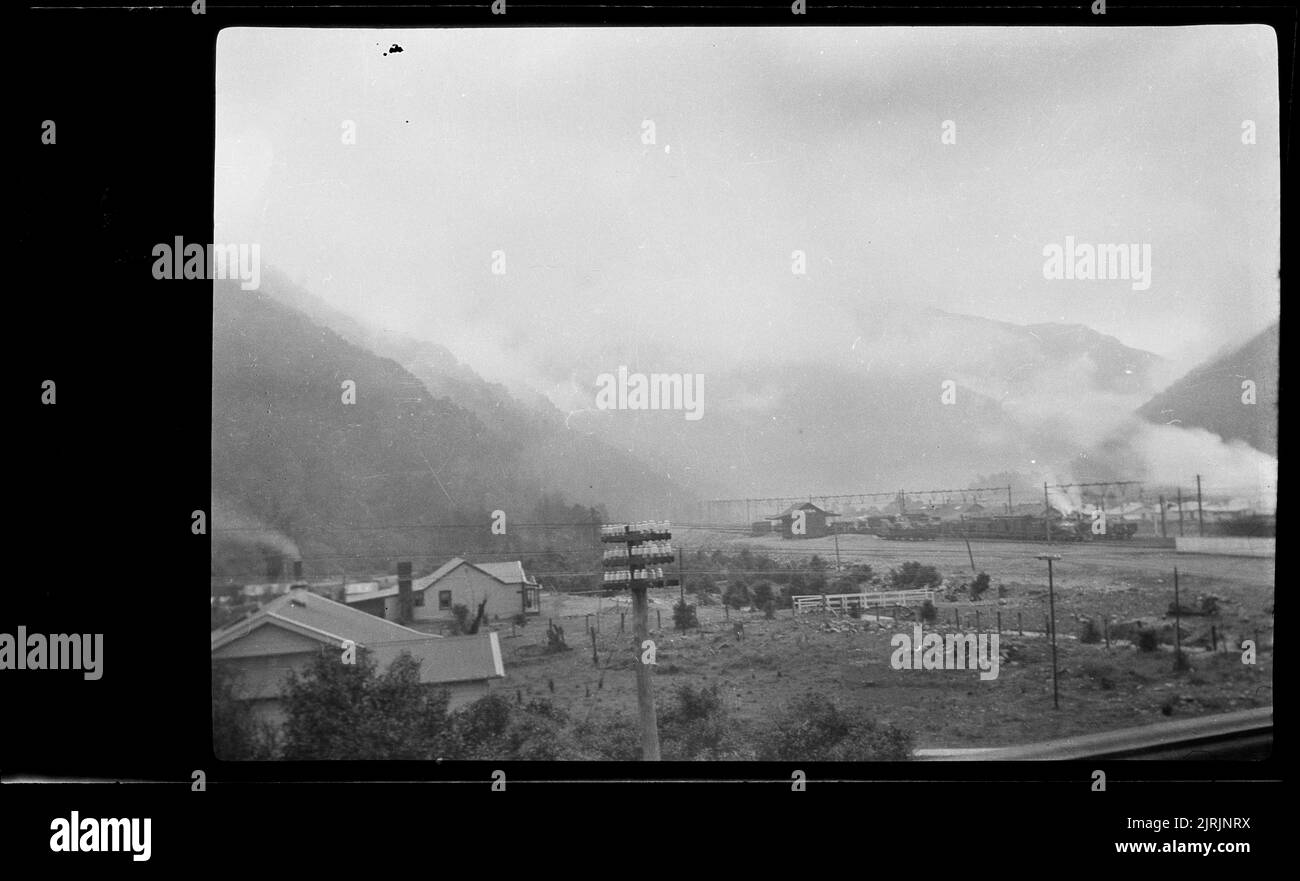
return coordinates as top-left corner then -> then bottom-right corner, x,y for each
211,590 -> 503,687
369,632 -> 505,684
212,589 -> 437,650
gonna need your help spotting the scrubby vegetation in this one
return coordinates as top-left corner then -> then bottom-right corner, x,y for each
215,651 -> 915,762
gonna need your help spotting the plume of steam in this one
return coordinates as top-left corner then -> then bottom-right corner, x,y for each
211,493 -> 301,560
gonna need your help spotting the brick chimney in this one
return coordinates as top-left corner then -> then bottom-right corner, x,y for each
397,562 -> 413,623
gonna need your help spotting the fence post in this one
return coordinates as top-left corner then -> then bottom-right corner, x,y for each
1210,624 -> 1217,652
996,611 -> 1001,636
590,627 -> 598,666
1018,612 -> 1023,636
621,612 -> 625,633
657,609 -> 662,631
1103,618 -> 1109,650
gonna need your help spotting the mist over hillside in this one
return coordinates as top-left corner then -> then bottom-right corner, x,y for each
1138,322 -> 1279,458
211,278 -> 696,579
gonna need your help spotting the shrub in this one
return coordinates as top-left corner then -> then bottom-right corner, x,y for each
757,693 -> 912,761
444,694 -> 583,761
1078,618 -> 1101,644
1137,628 -> 1160,652
919,599 -> 937,623
723,580 -> 752,610
511,612 -> 528,629
831,576 -> 858,594
969,572 -> 991,602
658,683 -> 754,761
279,650 -> 452,761
450,603 -> 471,634
673,599 -> 700,631
750,581 -> 777,608
212,662 -> 274,760
779,584 -> 800,609
890,561 -> 943,590
573,713 -> 642,761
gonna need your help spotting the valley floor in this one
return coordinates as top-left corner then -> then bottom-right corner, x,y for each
497,532 -> 1273,753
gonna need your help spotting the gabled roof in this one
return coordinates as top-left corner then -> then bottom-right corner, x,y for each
345,558 -> 536,604
475,561 -> 537,585
767,501 -> 839,519
212,589 -> 439,652
211,590 -> 504,687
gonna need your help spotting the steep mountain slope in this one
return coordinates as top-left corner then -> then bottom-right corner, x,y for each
260,271 -> 708,511
1137,322 -> 1279,456
212,278 -> 697,578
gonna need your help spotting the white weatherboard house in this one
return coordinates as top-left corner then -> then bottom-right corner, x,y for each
345,558 -> 541,624
211,589 -> 505,732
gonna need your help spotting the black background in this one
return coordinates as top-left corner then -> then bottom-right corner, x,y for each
10,0 -> 1287,865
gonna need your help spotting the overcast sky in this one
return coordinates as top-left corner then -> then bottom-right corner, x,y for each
216,26 -> 1280,393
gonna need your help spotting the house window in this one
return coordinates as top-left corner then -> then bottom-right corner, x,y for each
413,592 -> 424,607
438,590 -> 452,611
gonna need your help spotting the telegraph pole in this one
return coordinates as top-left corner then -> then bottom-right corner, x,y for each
1173,566 -> 1183,668
1196,474 -> 1205,537
1043,483 -> 1051,542
1037,553 -> 1062,710
1006,485 -> 1013,515
602,521 -> 677,761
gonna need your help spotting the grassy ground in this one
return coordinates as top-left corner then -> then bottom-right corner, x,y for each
492,531 -> 1272,752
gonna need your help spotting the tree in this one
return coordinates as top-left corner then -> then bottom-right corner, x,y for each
280,649 -> 452,760
673,599 -> 700,631
723,580 -> 752,610
212,662 -> 270,760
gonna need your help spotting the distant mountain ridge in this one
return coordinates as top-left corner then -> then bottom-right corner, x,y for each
1138,322 -> 1279,456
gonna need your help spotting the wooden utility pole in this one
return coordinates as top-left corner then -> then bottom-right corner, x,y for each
1038,554 -> 1062,710
1043,483 -> 1052,542
1173,567 -> 1183,668
1196,475 -> 1205,537
603,522 -> 665,762
1006,485 -> 1013,515
631,579 -> 660,759
1159,494 -> 1167,538
1177,488 -> 1185,536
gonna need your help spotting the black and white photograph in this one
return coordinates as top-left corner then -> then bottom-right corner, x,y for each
207,25 -> 1277,764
